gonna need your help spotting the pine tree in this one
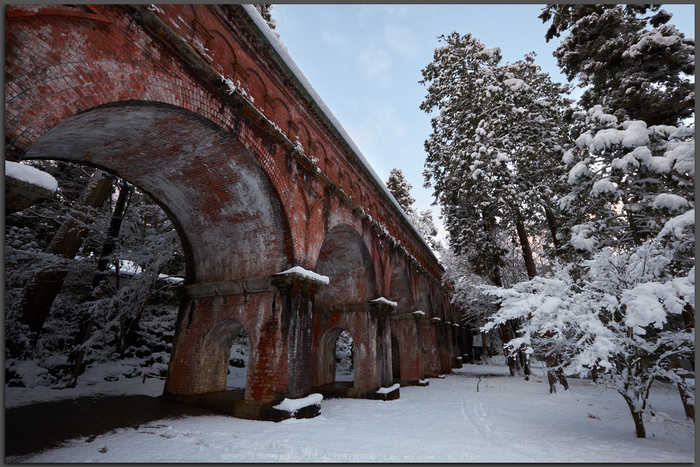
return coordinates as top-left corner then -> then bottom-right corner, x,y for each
386,168 -> 415,212
420,33 -> 572,269
254,4 -> 276,30
386,168 -> 441,251
539,4 -> 695,126
420,33 -> 573,376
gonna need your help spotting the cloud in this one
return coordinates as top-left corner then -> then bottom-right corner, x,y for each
384,24 -> 419,61
321,29 -> 346,47
344,101 -> 407,156
357,46 -> 392,86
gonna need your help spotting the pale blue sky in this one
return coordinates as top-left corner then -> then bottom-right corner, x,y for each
272,4 -> 695,241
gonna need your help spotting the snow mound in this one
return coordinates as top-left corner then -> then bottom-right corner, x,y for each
276,266 -> 329,285
371,297 -> 398,308
376,383 -> 400,394
273,393 -> 323,413
6,161 -> 58,191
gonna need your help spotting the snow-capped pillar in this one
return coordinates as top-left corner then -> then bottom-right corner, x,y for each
417,316 -> 440,378
368,297 -> 397,389
389,310 -> 426,384
431,317 -> 452,374
270,267 -> 328,399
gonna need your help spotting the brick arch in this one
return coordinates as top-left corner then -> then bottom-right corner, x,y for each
269,97 -> 291,137
294,120 -> 311,151
22,101 -> 293,284
314,143 -> 327,167
243,68 -> 267,109
388,255 -> 416,313
315,223 -> 377,307
209,30 -> 238,77
311,326 -> 354,387
196,318 -> 246,394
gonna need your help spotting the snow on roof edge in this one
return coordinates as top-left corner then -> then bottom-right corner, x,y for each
238,5 -> 439,265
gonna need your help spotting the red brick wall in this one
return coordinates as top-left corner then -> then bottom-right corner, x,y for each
6,4 -> 458,402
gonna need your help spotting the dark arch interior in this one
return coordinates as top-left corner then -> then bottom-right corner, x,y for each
200,319 -> 247,393
4,159 -> 188,387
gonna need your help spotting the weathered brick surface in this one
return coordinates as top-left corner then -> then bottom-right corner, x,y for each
311,302 -> 392,391
419,320 -> 441,378
6,4 -> 463,409
389,317 -> 424,383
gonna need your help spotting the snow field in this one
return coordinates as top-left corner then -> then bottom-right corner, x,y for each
9,363 -> 693,463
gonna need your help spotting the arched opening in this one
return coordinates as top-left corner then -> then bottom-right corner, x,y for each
391,333 -> 401,382
5,160 -> 187,389
335,330 -> 354,383
21,102 -> 292,283
200,319 -> 249,396
6,102 -> 292,398
227,327 -> 250,391
313,326 -> 355,390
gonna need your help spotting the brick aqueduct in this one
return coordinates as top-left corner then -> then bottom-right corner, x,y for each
6,4 -> 470,420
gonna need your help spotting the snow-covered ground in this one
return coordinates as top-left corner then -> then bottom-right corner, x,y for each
6,362 -> 694,463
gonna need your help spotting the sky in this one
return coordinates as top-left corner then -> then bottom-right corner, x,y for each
270,4 -> 695,243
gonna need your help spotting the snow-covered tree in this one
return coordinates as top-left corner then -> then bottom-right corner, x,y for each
483,237 -> 695,437
482,109 -> 695,434
385,168 -> 441,252
557,106 -> 695,261
386,168 -> 415,212
420,32 -> 573,376
254,4 -> 276,30
539,4 -> 695,126
420,33 -> 572,273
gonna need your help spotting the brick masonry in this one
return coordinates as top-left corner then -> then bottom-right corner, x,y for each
5,4 -> 465,413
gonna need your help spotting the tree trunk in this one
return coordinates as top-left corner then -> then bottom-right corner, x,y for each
544,205 -> 562,254
65,181 -> 131,388
620,392 -> 647,438
89,181 -> 132,295
20,174 -> 113,334
534,206 -> 572,392
514,209 -> 537,281
499,321 -> 524,376
669,354 -> 695,423
481,331 -> 490,363
631,408 -> 646,438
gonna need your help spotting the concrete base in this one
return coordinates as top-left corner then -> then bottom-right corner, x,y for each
453,358 -> 463,369
313,382 -> 400,401
161,390 -> 321,422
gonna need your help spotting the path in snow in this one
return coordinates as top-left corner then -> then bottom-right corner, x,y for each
5,364 -> 694,463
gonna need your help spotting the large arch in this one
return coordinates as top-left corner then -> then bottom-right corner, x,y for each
22,102 -> 293,284
311,223 -> 393,396
388,255 -> 424,384
19,101 -> 307,402
315,223 -> 376,306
